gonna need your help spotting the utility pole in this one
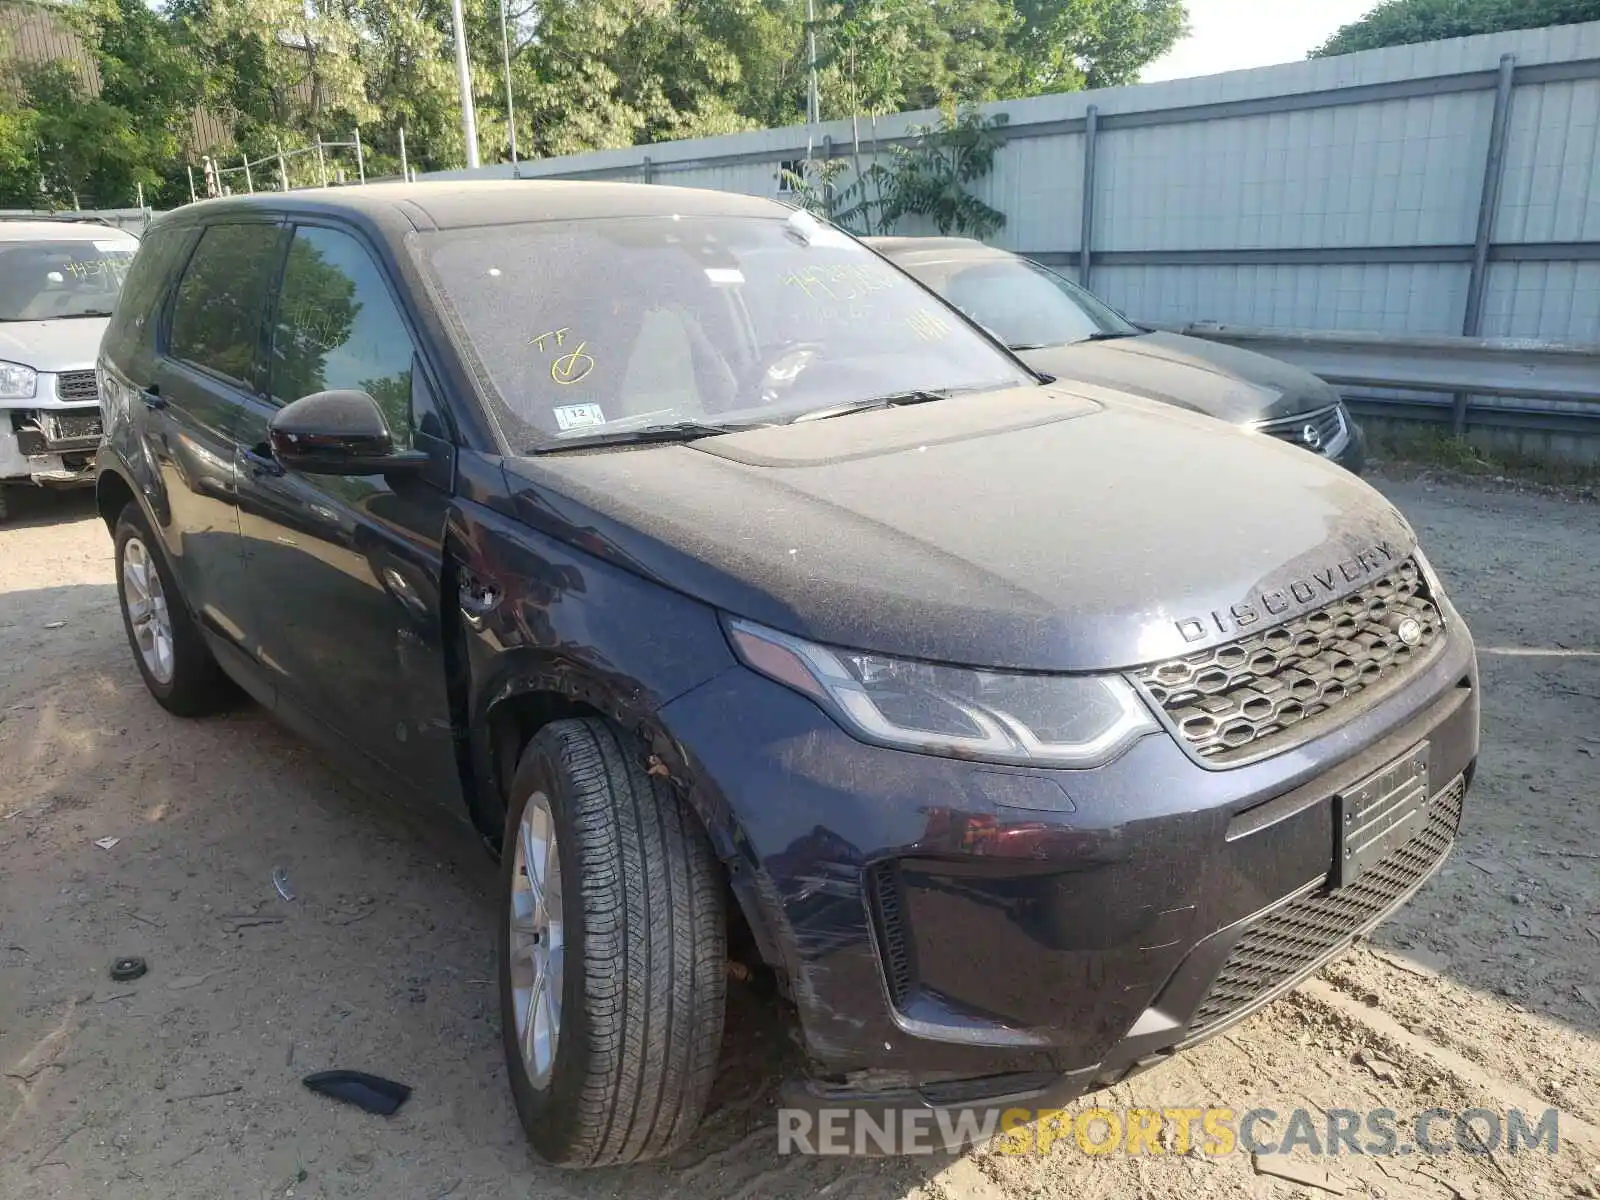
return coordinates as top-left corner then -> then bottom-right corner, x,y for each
276,137 -> 289,191
450,0 -> 480,169
354,127 -> 365,184
315,137 -> 328,187
187,165 -> 197,204
805,0 -> 820,126
399,126 -> 409,182
499,0 -> 518,165
241,154 -> 253,193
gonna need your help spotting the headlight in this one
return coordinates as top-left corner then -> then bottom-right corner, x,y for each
725,617 -> 1157,767
0,361 -> 37,400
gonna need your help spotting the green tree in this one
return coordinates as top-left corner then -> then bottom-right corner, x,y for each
1013,0 -> 1189,91
23,62 -> 163,207
1315,0 -> 1600,56
0,24 -> 40,206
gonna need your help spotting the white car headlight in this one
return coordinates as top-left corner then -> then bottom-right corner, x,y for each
0,361 -> 37,400
725,617 -> 1157,767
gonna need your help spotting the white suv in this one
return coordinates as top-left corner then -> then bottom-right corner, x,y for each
0,218 -> 139,520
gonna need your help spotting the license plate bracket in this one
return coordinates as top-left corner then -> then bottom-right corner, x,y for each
1335,742 -> 1430,888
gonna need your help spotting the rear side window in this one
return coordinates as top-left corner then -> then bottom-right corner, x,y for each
168,223 -> 281,386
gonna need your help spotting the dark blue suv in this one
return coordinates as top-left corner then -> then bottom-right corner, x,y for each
96,182 -> 1477,1165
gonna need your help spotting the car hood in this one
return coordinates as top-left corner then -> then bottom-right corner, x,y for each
503,384 -> 1413,672
1019,330 -> 1339,424
0,317 -> 109,373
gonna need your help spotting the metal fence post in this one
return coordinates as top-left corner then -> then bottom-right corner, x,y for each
1456,53 -> 1518,435
642,155 -> 653,184
187,165 -> 197,204
399,127 -> 409,182
354,128 -> 365,184
1079,104 -> 1099,289
276,138 -> 289,192
242,155 -> 253,193
316,137 -> 328,187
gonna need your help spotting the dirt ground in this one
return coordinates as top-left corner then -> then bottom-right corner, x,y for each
1,474 -> 1597,1200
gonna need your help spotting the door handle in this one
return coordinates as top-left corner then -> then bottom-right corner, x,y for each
243,444 -> 285,478
140,385 -> 166,411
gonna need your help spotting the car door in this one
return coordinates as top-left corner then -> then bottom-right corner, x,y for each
232,220 -> 462,806
143,220 -> 284,670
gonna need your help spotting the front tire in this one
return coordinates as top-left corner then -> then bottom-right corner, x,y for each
113,502 -> 231,716
499,718 -> 726,1166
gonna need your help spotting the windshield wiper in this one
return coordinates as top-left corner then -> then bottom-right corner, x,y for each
791,389 -> 950,423
533,419 -> 768,453
54,310 -> 116,319
1082,330 -> 1138,342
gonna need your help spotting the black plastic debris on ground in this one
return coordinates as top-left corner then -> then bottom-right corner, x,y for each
302,1070 -> 412,1116
110,956 -> 147,982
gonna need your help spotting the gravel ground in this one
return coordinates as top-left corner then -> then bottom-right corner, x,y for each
1,475 -> 1597,1200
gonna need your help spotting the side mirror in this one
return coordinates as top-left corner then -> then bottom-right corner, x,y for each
268,390 -> 425,476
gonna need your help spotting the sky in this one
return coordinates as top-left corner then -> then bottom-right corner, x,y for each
1140,0 -> 1384,82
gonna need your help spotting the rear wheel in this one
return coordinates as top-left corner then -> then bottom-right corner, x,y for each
499,718 -> 726,1166
113,502 -> 232,716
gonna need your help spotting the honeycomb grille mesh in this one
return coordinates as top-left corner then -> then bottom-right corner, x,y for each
867,862 -> 914,1009
1137,559 -> 1443,762
1187,775 -> 1464,1035
43,411 -> 103,445
55,370 -> 100,404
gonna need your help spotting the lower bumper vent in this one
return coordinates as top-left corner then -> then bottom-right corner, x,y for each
1187,773 -> 1464,1037
866,861 -> 915,1009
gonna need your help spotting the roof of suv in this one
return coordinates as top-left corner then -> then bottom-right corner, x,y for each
0,219 -> 139,243
159,180 -> 790,232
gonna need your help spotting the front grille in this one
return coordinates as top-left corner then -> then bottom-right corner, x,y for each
1258,404 -> 1345,455
42,410 -> 103,446
55,370 -> 99,404
1186,774 -> 1464,1037
866,862 -> 915,1009
1137,559 -> 1443,763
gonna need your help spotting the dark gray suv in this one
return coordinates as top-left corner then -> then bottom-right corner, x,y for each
96,182 -> 1475,1165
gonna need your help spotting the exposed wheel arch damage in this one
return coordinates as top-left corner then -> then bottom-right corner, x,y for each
96,469 -> 137,535
469,671 -> 789,988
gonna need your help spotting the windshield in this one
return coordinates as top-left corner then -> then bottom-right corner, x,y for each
908,254 -> 1138,349
421,211 -> 1030,446
0,237 -> 136,321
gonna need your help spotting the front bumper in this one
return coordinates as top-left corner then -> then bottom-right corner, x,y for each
660,598 -> 1477,1110
0,404 -> 102,486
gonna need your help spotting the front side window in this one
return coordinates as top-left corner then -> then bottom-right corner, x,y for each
421,210 -> 1030,447
0,236 -> 137,321
168,223 -> 281,385
923,257 -> 1138,350
269,226 -> 417,447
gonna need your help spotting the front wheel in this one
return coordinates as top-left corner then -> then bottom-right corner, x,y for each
499,718 -> 726,1166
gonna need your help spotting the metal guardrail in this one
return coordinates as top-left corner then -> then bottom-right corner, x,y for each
1165,323 -> 1600,436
